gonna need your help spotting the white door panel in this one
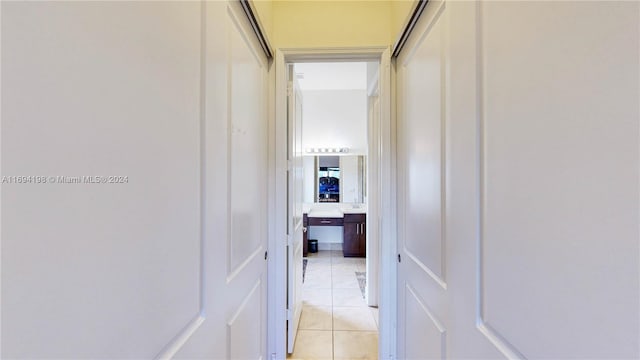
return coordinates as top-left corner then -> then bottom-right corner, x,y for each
397,2 -> 449,359
404,285 -> 446,359
227,281 -> 264,360
2,1 -> 269,358
287,65 -> 305,354
2,2 -> 202,357
176,2 -> 269,358
477,2 -> 639,358
396,1 -> 639,359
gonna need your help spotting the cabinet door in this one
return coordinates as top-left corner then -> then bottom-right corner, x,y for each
303,215 -> 308,257
343,222 -> 360,257
358,221 -> 366,256
303,226 -> 308,257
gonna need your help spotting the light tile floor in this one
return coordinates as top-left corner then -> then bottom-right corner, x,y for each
288,250 -> 379,360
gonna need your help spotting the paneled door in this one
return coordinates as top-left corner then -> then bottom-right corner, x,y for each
396,1 -> 639,359
174,1 -> 271,358
396,2 -> 450,358
287,64 -> 305,353
1,0 -> 271,358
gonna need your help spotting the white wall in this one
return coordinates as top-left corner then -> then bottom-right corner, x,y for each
308,226 -> 343,250
301,89 -> 368,154
1,1 -> 270,358
340,156 -> 359,204
302,156 -> 315,203
366,61 -> 379,96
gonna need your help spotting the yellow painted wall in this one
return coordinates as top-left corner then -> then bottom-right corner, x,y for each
272,1 -> 392,48
251,0 -> 274,43
251,0 -> 416,49
390,0 -> 417,44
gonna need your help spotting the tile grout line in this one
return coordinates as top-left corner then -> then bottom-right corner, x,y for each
331,250 -> 335,360
330,250 -> 338,360
302,250 -> 377,359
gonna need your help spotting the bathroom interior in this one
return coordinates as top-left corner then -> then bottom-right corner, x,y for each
297,61 -> 377,256
289,61 -> 380,358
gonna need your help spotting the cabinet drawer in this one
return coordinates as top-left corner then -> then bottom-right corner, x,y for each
308,217 -> 344,226
343,214 -> 366,223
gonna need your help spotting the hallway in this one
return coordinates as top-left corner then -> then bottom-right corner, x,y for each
288,251 -> 378,359
2,1 -> 639,359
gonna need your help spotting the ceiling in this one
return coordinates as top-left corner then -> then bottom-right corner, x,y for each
294,62 -> 367,91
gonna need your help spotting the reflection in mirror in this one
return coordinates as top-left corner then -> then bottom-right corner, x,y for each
303,155 -> 365,204
318,156 -> 340,202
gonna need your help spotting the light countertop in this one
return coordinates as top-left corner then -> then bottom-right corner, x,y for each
304,203 -> 366,218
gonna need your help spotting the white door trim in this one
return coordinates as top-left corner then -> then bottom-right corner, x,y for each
267,46 -> 397,360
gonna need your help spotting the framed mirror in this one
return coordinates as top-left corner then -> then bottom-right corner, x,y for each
318,156 -> 340,202
303,155 -> 365,204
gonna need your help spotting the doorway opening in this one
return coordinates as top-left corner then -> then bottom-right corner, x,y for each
268,48 -> 396,360
293,61 -> 378,358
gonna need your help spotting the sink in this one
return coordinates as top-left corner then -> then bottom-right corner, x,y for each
308,209 -> 344,218
342,204 -> 366,214
342,208 -> 366,214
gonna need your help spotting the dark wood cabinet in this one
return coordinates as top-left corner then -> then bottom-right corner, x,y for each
303,214 -> 308,257
343,222 -> 361,256
308,217 -> 344,226
304,213 -> 365,257
343,214 -> 366,257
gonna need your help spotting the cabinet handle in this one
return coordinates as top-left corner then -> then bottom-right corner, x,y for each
356,224 -> 359,234
320,220 -> 331,224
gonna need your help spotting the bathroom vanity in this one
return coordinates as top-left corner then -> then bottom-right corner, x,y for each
303,206 -> 366,257
302,154 -> 367,257
342,213 -> 366,257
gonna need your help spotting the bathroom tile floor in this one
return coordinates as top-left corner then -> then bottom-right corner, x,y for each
288,250 -> 379,360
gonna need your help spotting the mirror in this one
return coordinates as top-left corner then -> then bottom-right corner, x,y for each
303,155 -> 365,204
318,156 -> 340,202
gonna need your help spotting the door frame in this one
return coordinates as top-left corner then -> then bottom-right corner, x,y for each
267,47 -> 397,359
